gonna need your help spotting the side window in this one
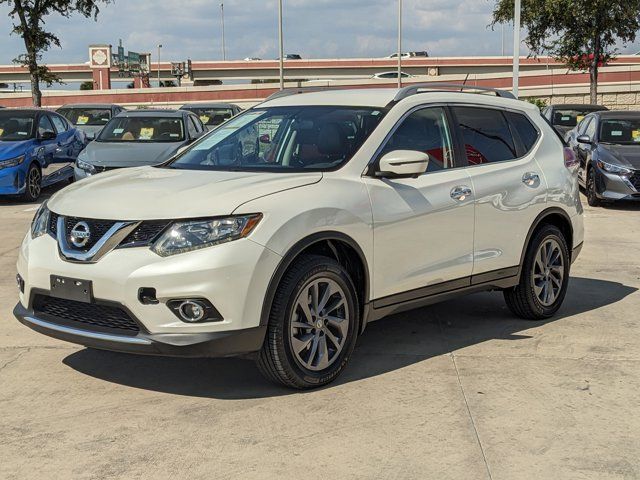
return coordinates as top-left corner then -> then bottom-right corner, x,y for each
38,115 -> 55,136
187,117 -> 199,138
584,118 -> 597,139
50,114 -> 68,134
505,111 -> 539,153
381,107 -> 454,172
453,107 -> 517,165
192,115 -> 204,133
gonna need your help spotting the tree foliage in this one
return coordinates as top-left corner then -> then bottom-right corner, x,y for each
3,0 -> 112,106
492,0 -> 640,103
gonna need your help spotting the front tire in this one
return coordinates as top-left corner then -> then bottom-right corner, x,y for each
257,254 -> 359,389
586,168 -> 601,207
504,225 -> 570,320
20,163 -> 42,202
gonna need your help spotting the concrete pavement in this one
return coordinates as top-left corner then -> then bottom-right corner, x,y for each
1,185 -> 639,480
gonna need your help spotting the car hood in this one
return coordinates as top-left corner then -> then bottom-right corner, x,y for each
80,141 -> 183,167
0,140 -> 30,160
599,144 -> 640,169
48,166 -> 323,220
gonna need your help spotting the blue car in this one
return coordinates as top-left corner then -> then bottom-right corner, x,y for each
0,108 -> 87,201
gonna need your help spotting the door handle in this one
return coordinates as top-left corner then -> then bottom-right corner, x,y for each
450,185 -> 472,201
522,172 -> 540,187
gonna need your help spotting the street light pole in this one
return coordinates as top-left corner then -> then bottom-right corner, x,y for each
221,3 -> 226,61
157,44 -> 162,87
512,0 -> 521,98
397,0 -> 402,88
278,0 -> 284,90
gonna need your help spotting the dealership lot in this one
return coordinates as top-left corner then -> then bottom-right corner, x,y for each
1,186 -> 639,480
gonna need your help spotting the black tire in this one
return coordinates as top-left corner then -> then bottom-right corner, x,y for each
503,224 -> 570,320
257,254 -> 359,389
586,167 -> 601,207
20,163 -> 42,202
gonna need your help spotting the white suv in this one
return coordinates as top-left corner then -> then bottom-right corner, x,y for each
15,85 -> 584,389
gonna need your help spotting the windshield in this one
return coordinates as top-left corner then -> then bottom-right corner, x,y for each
599,118 -> 640,144
97,116 -> 185,142
58,108 -> 112,126
552,109 -> 598,128
166,106 -> 386,172
0,111 -> 35,141
185,107 -> 235,127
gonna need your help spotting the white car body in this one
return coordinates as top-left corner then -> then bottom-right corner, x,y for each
15,86 -> 584,387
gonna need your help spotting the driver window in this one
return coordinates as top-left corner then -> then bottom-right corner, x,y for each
38,115 -> 55,137
585,118 -> 596,139
381,107 -> 454,172
577,118 -> 591,136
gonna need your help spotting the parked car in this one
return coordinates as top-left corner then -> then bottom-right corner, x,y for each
0,108 -> 87,201
14,85 -> 583,389
541,103 -> 608,136
244,57 -> 262,61
179,103 -> 242,131
74,109 -> 205,180
372,71 -> 413,80
57,103 -> 125,141
566,110 -> 640,206
278,54 -> 302,60
387,51 -> 429,58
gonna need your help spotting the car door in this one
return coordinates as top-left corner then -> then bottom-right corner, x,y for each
451,105 -> 547,277
364,106 -> 475,301
575,116 -> 597,186
34,114 -> 57,170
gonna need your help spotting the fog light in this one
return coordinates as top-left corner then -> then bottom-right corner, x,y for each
16,274 -> 25,293
166,298 -> 222,323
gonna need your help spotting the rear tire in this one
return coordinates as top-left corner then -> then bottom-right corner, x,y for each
586,168 -> 601,207
504,225 -> 570,320
257,254 -> 359,389
20,163 -> 42,202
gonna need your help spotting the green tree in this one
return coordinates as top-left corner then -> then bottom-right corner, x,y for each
80,80 -> 93,90
492,0 -> 640,104
4,0 -> 112,106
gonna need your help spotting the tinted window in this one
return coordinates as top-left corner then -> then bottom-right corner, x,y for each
187,117 -> 199,137
0,111 -> 35,141
382,107 -> 454,172
505,111 -> 539,152
50,114 -> 68,133
577,117 -> 591,135
58,108 -> 112,126
453,107 -> 517,164
599,118 -> 640,144
551,108 -> 598,128
38,115 -> 55,136
585,118 -> 597,139
98,116 -> 185,142
185,107 -> 234,127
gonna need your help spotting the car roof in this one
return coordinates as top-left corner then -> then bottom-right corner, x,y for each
59,103 -> 120,109
596,110 -> 640,119
180,103 -> 239,109
260,87 -> 538,112
116,109 -> 186,117
550,104 -> 607,111
2,108 -> 51,114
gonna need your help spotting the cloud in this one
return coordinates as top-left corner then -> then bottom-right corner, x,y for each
2,0 -> 640,66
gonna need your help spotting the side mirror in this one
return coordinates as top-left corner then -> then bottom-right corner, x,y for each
577,135 -> 592,144
376,150 -> 429,178
259,133 -> 271,144
39,130 -> 56,141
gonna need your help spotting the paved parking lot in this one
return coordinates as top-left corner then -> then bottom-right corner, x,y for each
1,185 -> 639,480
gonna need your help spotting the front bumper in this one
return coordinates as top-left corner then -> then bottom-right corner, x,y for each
594,167 -> 640,201
14,302 -> 265,357
0,165 -> 25,195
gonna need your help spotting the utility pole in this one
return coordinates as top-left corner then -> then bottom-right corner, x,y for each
157,44 -> 162,86
512,0 -> 521,97
501,23 -> 505,56
397,0 -> 403,88
278,0 -> 284,90
221,3 -> 227,61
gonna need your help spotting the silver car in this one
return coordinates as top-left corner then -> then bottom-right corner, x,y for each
57,104 -> 125,141
74,109 -> 205,180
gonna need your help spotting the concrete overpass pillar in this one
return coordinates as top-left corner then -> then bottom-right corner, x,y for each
89,44 -> 112,90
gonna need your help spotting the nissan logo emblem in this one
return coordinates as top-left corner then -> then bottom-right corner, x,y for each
69,221 -> 91,248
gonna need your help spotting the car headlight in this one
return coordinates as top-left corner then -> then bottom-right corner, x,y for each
151,214 -> 262,257
30,201 -> 50,239
76,158 -> 96,174
0,155 -> 25,170
597,160 -> 633,176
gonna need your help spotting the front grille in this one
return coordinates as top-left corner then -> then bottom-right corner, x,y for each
64,216 -> 118,251
33,294 -> 140,336
120,221 -> 169,248
49,212 -> 59,236
629,171 -> 640,191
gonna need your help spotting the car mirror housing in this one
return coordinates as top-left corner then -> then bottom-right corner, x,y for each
39,130 -> 56,141
376,150 -> 430,178
577,135 -> 592,144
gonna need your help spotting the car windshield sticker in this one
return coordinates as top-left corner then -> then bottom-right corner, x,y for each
113,128 -> 124,134
0,128 -> 3,135
170,133 -> 180,137
193,111 -> 266,151
634,130 -> 640,141
140,128 -> 154,139
576,115 -> 584,123
77,116 -> 89,125
200,115 -> 210,124
561,116 -> 570,121
610,130 -> 623,136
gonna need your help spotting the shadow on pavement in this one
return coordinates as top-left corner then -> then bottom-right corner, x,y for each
0,182 -> 68,207
63,276 -> 637,399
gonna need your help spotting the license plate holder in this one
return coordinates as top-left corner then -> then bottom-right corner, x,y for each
50,275 -> 93,303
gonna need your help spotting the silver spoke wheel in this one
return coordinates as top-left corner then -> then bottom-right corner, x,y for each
532,238 -> 564,307
28,167 -> 41,199
289,277 -> 349,371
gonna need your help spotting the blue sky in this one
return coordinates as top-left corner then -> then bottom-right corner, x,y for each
2,0 -> 640,65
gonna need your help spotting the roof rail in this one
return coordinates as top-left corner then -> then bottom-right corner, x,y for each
264,86 -> 345,102
393,83 -> 516,102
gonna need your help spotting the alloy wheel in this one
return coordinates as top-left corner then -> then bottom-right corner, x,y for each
28,167 -> 41,199
289,277 -> 349,371
532,238 -> 564,307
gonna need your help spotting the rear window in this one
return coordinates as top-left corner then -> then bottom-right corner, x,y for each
505,111 -> 539,153
58,108 -> 112,126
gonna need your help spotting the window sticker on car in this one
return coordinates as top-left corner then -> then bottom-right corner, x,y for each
576,115 -> 584,123
113,128 -> 124,134
77,116 -> 89,125
200,115 -> 210,124
0,128 -> 3,135
561,116 -> 571,121
633,130 -> 640,141
611,130 -> 623,136
169,133 -> 180,137
140,128 -> 154,139
193,111 -> 266,151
